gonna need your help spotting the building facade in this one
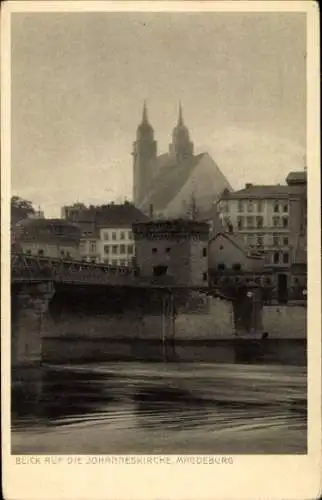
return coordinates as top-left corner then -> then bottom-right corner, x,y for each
62,202 -> 148,265
14,218 -> 82,259
132,219 -> 210,287
132,102 -> 232,218
217,171 -> 307,301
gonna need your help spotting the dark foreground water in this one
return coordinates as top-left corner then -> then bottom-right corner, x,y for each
12,357 -> 307,455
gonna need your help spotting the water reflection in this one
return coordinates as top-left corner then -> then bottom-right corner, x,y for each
11,362 -> 307,454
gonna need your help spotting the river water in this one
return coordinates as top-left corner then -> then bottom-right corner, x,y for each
12,359 -> 306,455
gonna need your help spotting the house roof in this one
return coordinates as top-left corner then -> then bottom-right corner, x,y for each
210,231 -> 263,260
71,203 -> 149,229
221,184 -> 306,200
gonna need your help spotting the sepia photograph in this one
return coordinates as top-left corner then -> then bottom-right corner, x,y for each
9,5 -> 309,455
2,2 -> 321,499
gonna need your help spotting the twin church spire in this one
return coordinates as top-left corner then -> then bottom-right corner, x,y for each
136,100 -> 194,161
133,101 -> 194,207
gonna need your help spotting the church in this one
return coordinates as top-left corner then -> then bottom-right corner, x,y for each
132,102 -> 232,219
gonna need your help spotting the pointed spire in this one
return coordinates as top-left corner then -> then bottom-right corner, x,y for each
142,100 -> 148,124
177,101 -> 183,126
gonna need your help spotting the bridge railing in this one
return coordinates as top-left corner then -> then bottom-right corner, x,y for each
11,253 -> 138,284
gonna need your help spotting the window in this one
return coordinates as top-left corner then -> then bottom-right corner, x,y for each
283,252 -> 289,264
120,244 -> 126,254
283,237 -> 289,245
26,249 -> 32,255
282,217 -> 288,228
104,245 -> 110,255
112,259 -> 118,266
66,252 -> 71,259
38,249 -> 44,256
232,263 -> 242,271
112,245 -> 118,254
237,216 -> 243,229
273,252 -> 279,264
152,247 -> 157,254
283,203 -> 289,213
90,241 -> 96,253
112,232 -> 117,241
256,235 -> 263,247
265,277 -> 271,285
153,265 -> 168,277
60,250 -> 65,257
120,231 -> 125,240
247,200 -> 254,212
79,242 -> 86,251
257,201 -> 263,212
120,259 -> 125,266
127,244 -> 133,254
238,200 -> 244,213
217,263 -> 226,270
256,216 -> 263,228
202,247 -> 207,257
128,231 -> 133,240
274,201 -> 280,213
203,272 -> 208,281
165,247 -> 171,253
103,232 -> 109,240
273,216 -> 280,227
273,235 -> 280,246
247,216 -> 254,228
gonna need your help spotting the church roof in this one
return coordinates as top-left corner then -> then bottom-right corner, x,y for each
140,153 -> 205,211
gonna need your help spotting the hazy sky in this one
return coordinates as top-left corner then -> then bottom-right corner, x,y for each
11,11 -> 306,217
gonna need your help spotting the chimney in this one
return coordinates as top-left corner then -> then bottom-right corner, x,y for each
149,204 -> 154,219
245,183 -> 253,189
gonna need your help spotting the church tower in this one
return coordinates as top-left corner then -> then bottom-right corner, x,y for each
170,102 -> 194,162
132,102 -> 157,207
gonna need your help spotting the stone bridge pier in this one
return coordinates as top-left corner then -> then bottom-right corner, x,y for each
11,281 -> 55,368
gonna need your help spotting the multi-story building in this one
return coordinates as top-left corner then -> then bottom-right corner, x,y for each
62,202 -> 148,265
217,171 -> 307,301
